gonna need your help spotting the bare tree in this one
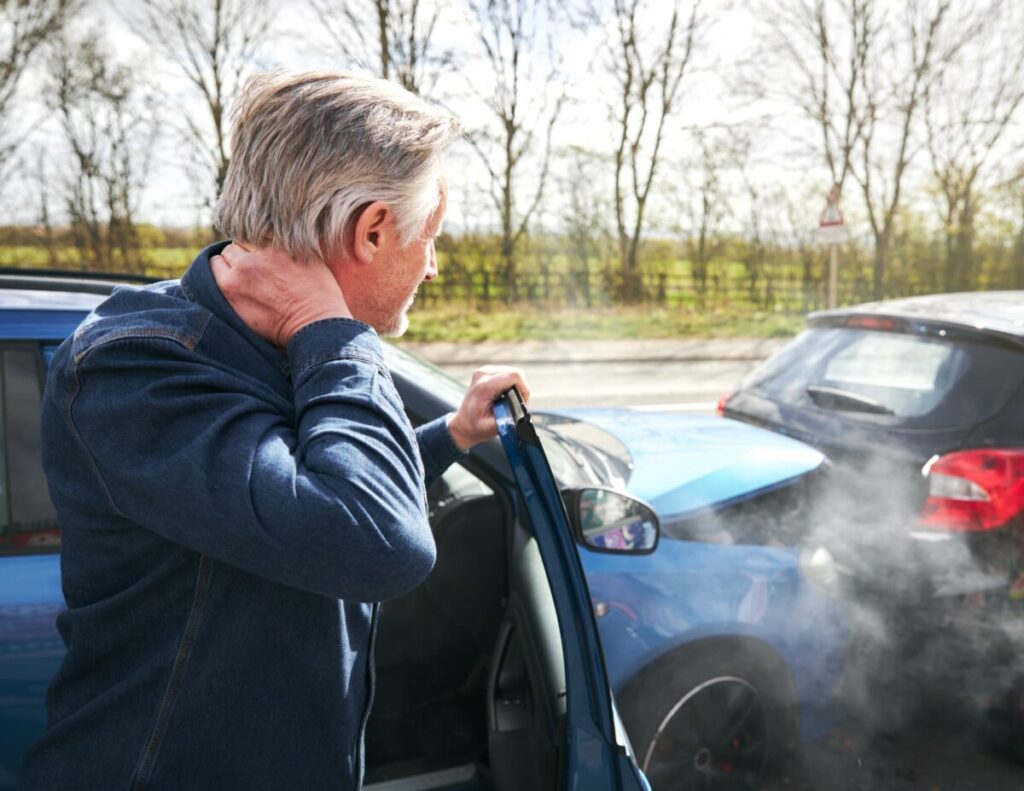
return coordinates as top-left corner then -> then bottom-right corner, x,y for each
598,0 -> 704,301
27,145 -> 61,266
0,0 -> 80,177
557,145 -> 612,306
756,0 -> 874,196
778,185 -> 829,310
758,0 -> 990,298
1008,168 -> 1024,289
120,0 -> 274,222
675,128 -> 732,309
722,129 -> 777,308
741,178 -> 769,308
465,0 -> 565,303
924,1 -> 1024,292
309,0 -> 451,96
855,1 -> 992,298
47,30 -> 158,272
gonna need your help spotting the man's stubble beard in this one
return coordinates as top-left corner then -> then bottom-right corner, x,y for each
379,286 -> 419,338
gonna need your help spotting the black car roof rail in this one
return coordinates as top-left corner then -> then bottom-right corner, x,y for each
0,267 -> 158,296
0,267 -> 156,283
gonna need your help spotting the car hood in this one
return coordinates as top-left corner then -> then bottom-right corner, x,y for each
544,408 -> 825,522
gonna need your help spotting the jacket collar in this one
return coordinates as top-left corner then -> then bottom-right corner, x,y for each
179,241 -> 291,379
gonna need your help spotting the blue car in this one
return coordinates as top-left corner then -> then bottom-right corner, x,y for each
530,410 -> 845,787
0,272 -> 845,790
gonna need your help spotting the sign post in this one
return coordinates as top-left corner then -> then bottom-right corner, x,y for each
815,185 -> 849,309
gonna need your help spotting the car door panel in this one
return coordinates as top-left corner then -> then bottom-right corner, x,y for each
0,343 -> 63,788
0,556 -> 64,788
490,391 -> 649,791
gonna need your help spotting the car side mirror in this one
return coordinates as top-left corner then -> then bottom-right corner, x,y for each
562,487 -> 659,555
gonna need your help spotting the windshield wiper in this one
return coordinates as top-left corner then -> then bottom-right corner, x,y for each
805,384 -> 895,415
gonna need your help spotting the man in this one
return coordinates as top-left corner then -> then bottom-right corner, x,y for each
20,72 -> 528,790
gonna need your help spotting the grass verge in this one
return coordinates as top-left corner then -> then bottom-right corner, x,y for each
402,303 -> 805,342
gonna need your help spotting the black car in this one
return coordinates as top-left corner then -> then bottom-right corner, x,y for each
720,291 -> 1024,742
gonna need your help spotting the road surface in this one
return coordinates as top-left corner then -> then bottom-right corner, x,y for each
402,338 -> 786,410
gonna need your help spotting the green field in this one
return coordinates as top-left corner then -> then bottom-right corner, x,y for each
0,244 -> 809,342
401,303 -> 804,342
0,246 -> 195,277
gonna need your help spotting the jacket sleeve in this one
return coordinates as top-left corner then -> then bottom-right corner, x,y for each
61,318 -> 436,602
415,414 -> 468,491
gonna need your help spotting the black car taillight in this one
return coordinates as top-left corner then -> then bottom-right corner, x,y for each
918,449 -> 1024,532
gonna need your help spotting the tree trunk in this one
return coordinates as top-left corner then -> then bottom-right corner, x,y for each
1013,203 -> 1024,288
621,236 -> 643,302
872,235 -> 889,300
955,196 -> 975,291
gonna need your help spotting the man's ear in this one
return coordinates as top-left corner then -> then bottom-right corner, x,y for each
351,201 -> 394,265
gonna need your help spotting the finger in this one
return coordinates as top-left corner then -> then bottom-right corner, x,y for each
494,367 -> 530,403
220,244 -> 240,263
210,253 -> 230,278
510,370 -> 530,403
480,369 -> 530,405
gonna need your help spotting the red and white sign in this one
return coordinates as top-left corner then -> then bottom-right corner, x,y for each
815,185 -> 850,245
819,185 -> 845,226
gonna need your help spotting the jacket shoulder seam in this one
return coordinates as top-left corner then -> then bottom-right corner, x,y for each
72,313 -> 212,365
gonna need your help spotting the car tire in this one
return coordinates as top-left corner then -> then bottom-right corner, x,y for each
1007,676 -> 1024,763
617,639 -> 796,791
983,673 -> 1024,763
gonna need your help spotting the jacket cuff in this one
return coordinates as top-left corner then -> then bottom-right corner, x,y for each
286,318 -> 385,380
417,414 -> 468,481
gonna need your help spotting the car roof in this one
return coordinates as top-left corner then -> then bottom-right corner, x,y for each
809,291 -> 1024,347
0,287 -> 107,311
0,270 -> 149,311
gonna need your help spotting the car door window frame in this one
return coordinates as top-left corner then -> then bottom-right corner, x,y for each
0,341 -> 58,556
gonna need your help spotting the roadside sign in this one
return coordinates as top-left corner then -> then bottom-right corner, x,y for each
819,185 -> 845,226
815,224 -> 850,245
815,185 -> 850,245
814,184 -> 848,308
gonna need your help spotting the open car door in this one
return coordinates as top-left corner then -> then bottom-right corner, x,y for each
489,388 -> 650,791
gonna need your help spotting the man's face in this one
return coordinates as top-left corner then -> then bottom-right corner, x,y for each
366,183 -> 447,337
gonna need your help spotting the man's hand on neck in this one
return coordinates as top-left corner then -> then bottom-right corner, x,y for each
211,242 -> 353,348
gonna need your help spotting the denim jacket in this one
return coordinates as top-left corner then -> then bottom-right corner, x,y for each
19,242 -> 463,790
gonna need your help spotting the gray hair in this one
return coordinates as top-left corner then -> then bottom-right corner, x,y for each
215,71 -> 461,261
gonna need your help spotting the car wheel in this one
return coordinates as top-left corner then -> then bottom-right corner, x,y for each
1009,676 -> 1024,761
618,640 -> 794,791
984,673 -> 1024,763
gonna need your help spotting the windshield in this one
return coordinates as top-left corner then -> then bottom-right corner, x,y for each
818,332 -> 959,415
383,343 -> 632,489
533,414 -> 632,490
742,327 -> 1024,428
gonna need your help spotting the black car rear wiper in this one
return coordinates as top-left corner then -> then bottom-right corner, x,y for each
805,385 -> 895,415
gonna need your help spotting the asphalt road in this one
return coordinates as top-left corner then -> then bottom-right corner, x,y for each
772,710 -> 1024,791
402,338 -> 787,409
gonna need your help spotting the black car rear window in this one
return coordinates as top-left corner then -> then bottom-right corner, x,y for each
741,327 -> 1024,428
